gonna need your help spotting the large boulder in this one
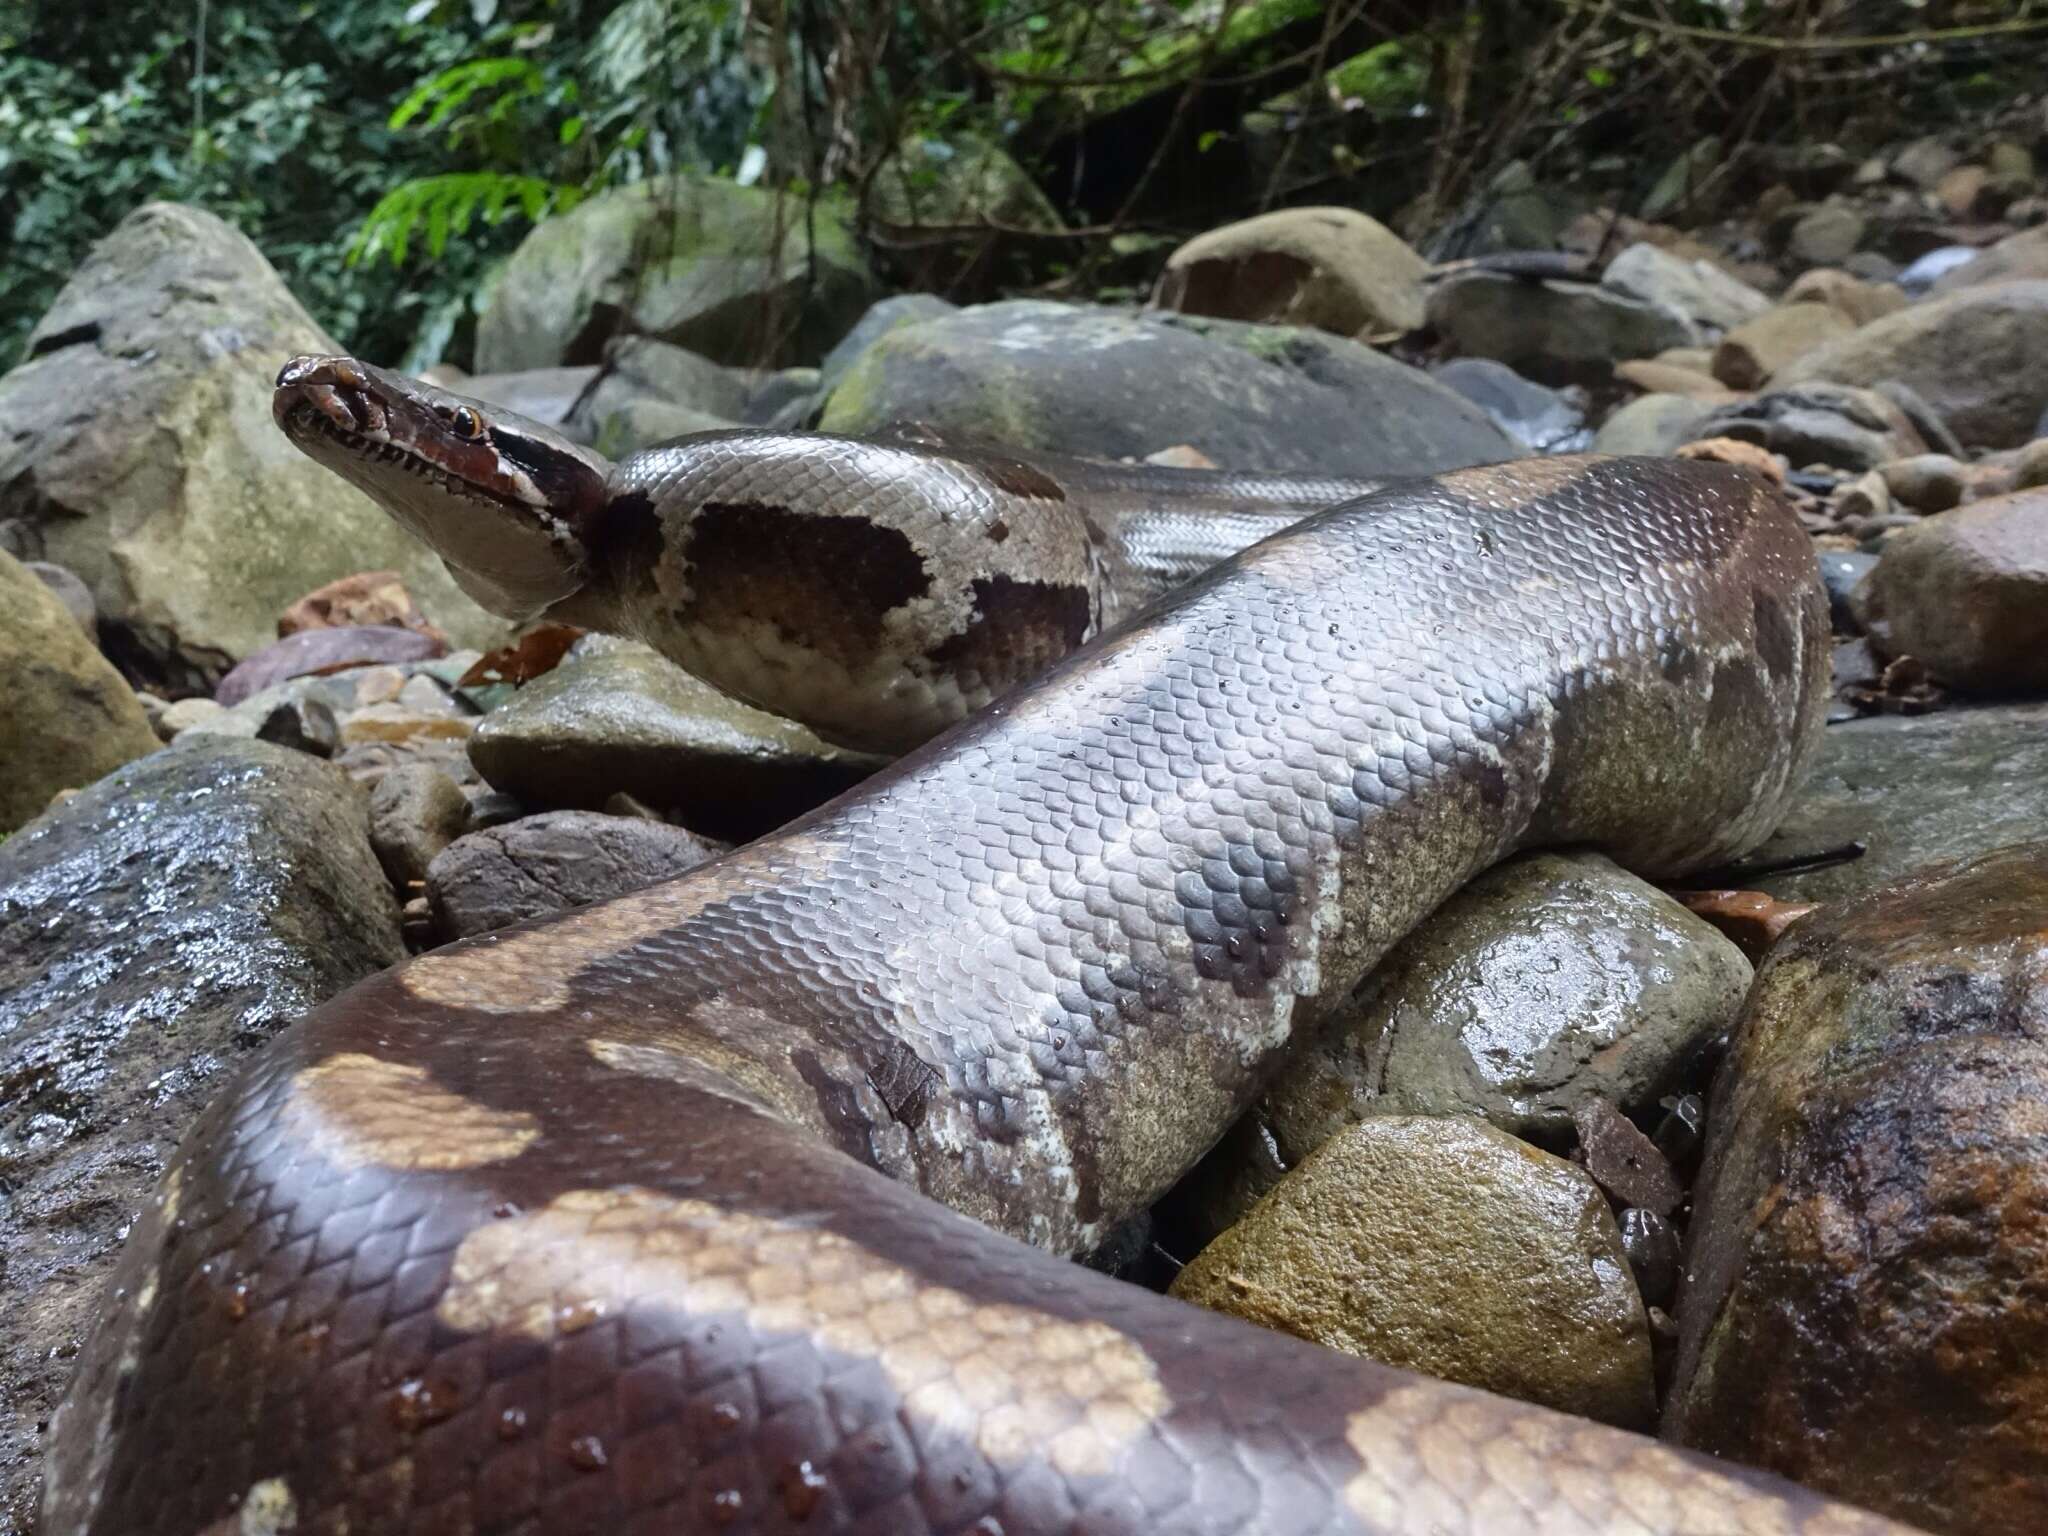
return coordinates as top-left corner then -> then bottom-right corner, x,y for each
1152,207 -> 1429,337
1667,842 -> 2048,1536
1929,224 -> 2048,294
1171,1115 -> 1656,1430
0,203 -> 505,692
476,176 -> 880,372
863,133 -> 1064,239
818,300 -> 1518,475
1257,851 -> 1751,1152
1737,701 -> 2048,906
0,551 -> 158,833
0,738 -> 402,1532
1858,490 -> 2048,691
1425,272 -> 1697,384
1774,280 -> 2048,448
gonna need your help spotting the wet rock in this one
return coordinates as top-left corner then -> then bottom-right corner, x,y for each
1931,224 -> 2048,294
0,203 -> 502,693
820,300 -> 1516,475
1257,851 -> 1752,1156
817,294 -> 958,400
1170,1115 -> 1655,1429
1610,360 -> 1740,403
1878,452 -> 1966,513
476,175 -> 878,371
1782,267 -> 1908,326
1667,842 -> 2048,1536
427,808 -> 726,939
368,762 -> 474,893
214,626 -> 449,707
1152,207 -> 1429,337
1599,242 -> 1769,336
25,561 -> 95,636
1425,271 -> 1696,384
1429,358 -> 1589,452
1711,303 -> 1855,391
1591,393 -> 1714,456
1858,490 -> 2048,691
1735,700 -> 2048,906
1571,1099 -> 1682,1216
278,571 -> 447,644
0,550 -> 158,834
562,334 -> 748,457
1775,279 -> 2048,448
1677,889 -> 1819,963
1618,1208 -> 1681,1307
468,642 -> 883,842
254,696 -> 340,758
1786,203 -> 1867,267
0,737 -> 401,1530
1698,382 -> 1927,473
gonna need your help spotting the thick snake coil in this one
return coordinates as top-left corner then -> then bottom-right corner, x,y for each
43,366 -> 1918,1535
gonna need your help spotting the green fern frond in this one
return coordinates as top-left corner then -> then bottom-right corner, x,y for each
389,57 -> 545,134
346,172 -> 578,267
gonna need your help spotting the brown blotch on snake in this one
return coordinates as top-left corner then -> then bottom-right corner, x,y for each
48,367 -> 1920,1536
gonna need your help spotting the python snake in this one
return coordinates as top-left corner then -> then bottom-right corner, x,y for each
42,358 -> 1917,1535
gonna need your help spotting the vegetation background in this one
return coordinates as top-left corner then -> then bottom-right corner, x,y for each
4,0 -> 2042,370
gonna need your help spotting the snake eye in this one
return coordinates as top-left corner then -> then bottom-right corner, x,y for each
450,406 -> 485,440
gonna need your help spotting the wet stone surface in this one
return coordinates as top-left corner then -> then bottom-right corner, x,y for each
0,738 -> 401,1532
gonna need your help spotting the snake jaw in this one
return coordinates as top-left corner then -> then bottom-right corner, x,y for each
273,353 -> 611,622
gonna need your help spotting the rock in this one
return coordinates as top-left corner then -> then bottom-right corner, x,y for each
1877,452 -> 1966,512
1152,207 -> 1429,337
475,175 -> 880,372
434,364 -> 601,431
740,366 -> 820,429
1675,889 -> 1817,965
1782,267 -> 1908,326
1935,164 -> 1991,219
1425,272 -> 1696,384
155,697 -> 227,739
0,203 -> 503,693
254,696 -> 341,757
213,624 -> 448,707
1697,382 -> 1927,472
367,762 -> 476,891
0,550 -> 158,834
1787,203 -> 1867,266
1257,851 -> 1752,1156
1858,490 -> 2048,691
278,570 -> 447,644
1170,1116 -> 1655,1430
1611,360 -> 1741,403
561,333 -> 750,457
1710,303 -> 1855,390
467,642 -> 883,842
1618,1208 -> 1681,1307
1930,223 -> 2048,293
1428,358 -> 1589,452
864,133 -> 1063,240
1893,136 -> 1963,190
1598,242 -> 1769,336
820,300 -> 1517,475
427,808 -> 726,939
25,561 -> 95,635
817,294 -> 958,399
1845,249 -> 1903,283
1424,159 -> 1582,259
1988,141 -> 2036,182
2018,437 -> 2048,489
1732,700 -> 2048,906
1675,435 -> 1785,483
1667,842 -> 2048,1536
1898,244 -> 1983,293
1818,549 -> 1880,630
0,737 -> 401,1531
1591,393 -> 1714,456
339,703 -> 474,749
1571,1099 -> 1682,1217
1874,378 -> 1968,459
1774,280 -> 2048,448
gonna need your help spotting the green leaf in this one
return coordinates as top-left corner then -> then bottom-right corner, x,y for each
559,115 -> 583,144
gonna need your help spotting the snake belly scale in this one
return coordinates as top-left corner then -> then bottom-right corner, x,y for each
42,402 -> 1919,1535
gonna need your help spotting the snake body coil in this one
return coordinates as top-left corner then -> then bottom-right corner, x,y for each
41,363 -> 1913,1535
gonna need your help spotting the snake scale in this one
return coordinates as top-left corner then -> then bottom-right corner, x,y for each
40,357 -> 1919,1536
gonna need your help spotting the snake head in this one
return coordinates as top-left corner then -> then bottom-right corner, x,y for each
273,354 -> 611,622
